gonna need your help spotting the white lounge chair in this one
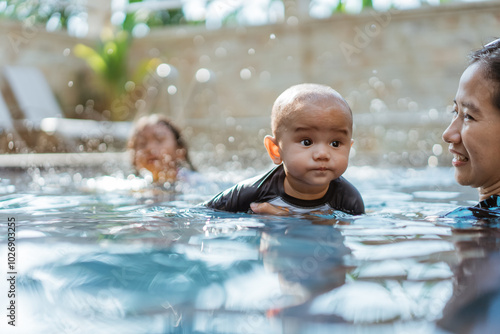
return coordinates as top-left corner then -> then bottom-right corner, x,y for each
0,90 -> 26,153
3,66 -> 133,149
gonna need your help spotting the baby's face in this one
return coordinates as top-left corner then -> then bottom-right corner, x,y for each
276,98 -> 353,195
133,123 -> 182,182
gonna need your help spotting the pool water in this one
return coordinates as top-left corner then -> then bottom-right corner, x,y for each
0,166 -> 498,334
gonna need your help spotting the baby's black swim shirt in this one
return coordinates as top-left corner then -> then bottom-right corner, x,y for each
204,164 -> 365,215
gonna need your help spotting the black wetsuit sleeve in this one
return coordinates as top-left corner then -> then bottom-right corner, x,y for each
347,189 -> 365,215
204,168 -> 280,212
204,182 -> 257,212
331,177 -> 365,215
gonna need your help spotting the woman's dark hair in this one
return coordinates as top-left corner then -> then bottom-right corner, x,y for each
128,114 -> 195,171
469,38 -> 500,110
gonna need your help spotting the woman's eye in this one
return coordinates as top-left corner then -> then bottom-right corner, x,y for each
301,139 -> 312,146
330,141 -> 340,147
464,113 -> 475,121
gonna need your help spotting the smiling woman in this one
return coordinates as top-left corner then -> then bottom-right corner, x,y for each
442,38 -> 500,210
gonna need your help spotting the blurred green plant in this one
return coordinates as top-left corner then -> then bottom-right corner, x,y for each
0,0 -> 465,32
73,29 -> 160,121
0,0 -> 85,30
73,29 -> 130,120
122,0 -> 192,33
335,0 -> 372,12
333,0 -> 454,13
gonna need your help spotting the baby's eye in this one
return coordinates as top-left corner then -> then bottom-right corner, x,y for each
301,139 -> 312,146
330,141 -> 340,147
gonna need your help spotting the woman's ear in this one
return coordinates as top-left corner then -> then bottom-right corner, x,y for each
264,135 -> 282,165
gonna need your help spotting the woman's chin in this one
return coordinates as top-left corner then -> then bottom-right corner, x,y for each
454,172 -> 475,188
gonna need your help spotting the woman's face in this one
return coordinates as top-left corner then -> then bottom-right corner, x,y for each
133,123 -> 184,182
442,62 -> 500,194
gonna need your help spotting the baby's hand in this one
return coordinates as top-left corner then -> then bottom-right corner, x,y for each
250,202 -> 290,216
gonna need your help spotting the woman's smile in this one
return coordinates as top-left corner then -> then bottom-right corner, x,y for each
443,61 -> 500,198
449,149 -> 469,166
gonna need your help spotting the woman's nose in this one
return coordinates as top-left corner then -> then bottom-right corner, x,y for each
442,118 -> 461,144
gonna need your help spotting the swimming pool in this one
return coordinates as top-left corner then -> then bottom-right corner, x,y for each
0,164 -> 497,333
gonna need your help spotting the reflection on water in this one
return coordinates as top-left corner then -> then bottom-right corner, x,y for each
0,166 -> 498,333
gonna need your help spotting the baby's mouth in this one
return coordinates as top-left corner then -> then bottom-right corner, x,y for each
453,153 -> 468,162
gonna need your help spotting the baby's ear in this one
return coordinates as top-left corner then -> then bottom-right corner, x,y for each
264,135 -> 282,165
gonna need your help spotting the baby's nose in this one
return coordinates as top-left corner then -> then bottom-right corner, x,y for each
313,145 -> 330,160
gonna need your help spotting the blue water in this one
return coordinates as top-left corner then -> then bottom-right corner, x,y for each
0,166 -> 498,334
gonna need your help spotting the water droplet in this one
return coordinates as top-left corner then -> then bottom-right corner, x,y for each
408,101 -> 418,112
193,35 -> 205,46
196,68 -> 211,83
124,81 -> 135,92
287,16 -> 298,26
200,55 -> 211,65
432,144 -> 443,156
73,173 -> 82,183
215,47 -> 227,58
132,23 -> 150,38
248,48 -> 255,55
63,48 -> 70,56
168,85 -> 177,95
428,108 -> 439,120
156,63 -> 172,78
240,68 -> 251,80
270,33 -> 276,40
259,71 -> 271,81
147,86 -> 158,97
428,156 -> 438,167
149,48 -> 160,57
135,99 -> 146,109
67,81 -> 73,87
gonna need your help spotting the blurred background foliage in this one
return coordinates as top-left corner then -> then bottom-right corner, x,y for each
0,0 -> 468,121
1,0 -> 461,37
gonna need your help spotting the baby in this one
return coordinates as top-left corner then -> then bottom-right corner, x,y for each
205,83 -> 364,215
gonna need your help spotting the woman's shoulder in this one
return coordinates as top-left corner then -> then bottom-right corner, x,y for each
442,195 -> 500,220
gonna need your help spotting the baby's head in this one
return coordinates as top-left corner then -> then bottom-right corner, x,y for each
270,83 -> 353,138
128,114 -> 192,183
264,83 -> 354,196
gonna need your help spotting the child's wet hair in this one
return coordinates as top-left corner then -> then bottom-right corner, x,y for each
271,83 -> 352,137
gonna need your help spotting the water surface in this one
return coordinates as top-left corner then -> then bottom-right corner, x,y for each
0,166 -> 497,334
